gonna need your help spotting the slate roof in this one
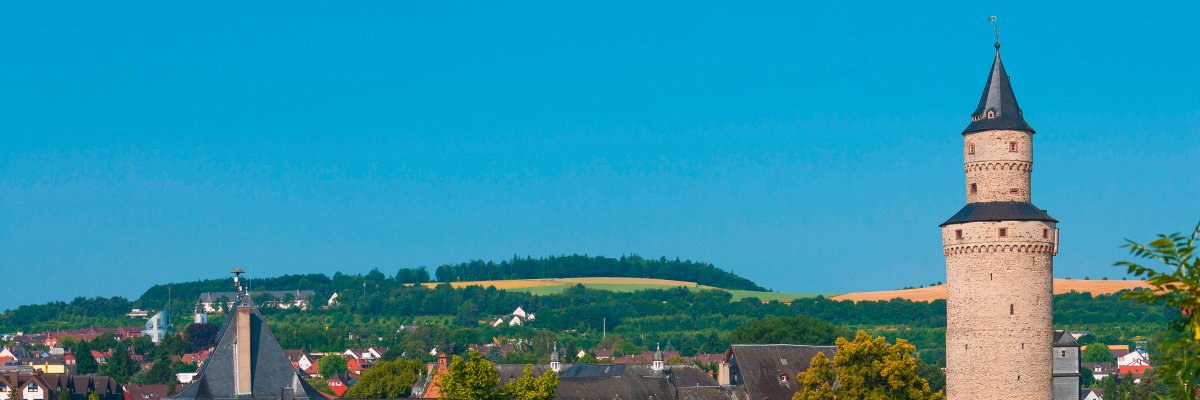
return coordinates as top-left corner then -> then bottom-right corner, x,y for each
198,291 -> 314,303
489,363 -> 725,400
727,344 -> 836,400
962,42 -> 1035,135
1053,330 -> 1080,348
940,201 -> 1057,227
169,296 -> 323,400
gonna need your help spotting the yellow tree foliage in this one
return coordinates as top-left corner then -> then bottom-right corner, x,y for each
794,331 -> 944,400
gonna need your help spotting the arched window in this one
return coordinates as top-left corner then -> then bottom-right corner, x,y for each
987,110 -> 995,118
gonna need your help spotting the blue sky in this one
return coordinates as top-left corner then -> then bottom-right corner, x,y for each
1,2 -> 1197,310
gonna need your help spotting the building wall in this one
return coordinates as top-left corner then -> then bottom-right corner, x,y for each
1053,346 -> 1079,375
1052,376 -> 1080,400
964,130 -> 1033,203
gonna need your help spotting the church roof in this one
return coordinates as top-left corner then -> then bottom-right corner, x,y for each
962,42 -> 1035,135
169,296 -> 323,400
940,201 -> 1057,227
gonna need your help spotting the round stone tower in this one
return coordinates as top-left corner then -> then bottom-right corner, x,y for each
941,41 -> 1059,399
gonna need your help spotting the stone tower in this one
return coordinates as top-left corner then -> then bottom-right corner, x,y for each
941,41 -> 1059,399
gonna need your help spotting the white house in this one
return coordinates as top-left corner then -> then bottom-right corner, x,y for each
1081,389 -> 1103,400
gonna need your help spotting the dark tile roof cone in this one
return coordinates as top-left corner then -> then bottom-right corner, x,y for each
963,41 -> 1035,135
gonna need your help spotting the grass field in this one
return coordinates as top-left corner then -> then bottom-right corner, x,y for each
422,277 -> 827,302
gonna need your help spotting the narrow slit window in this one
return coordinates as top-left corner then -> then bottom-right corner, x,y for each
998,228 -> 1008,237
1009,188 -> 1019,194
1009,142 -> 1018,152
968,143 -> 975,155
970,183 -> 977,194
989,272 -> 993,281
1010,304 -> 1015,315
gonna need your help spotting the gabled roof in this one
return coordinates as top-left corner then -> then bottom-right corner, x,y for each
727,344 -> 836,400
1053,330 -> 1080,348
963,42 -> 1035,135
169,296 -> 323,400
941,201 -> 1057,227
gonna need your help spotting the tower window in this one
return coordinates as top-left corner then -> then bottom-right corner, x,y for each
1044,229 -> 1050,239
998,228 -> 1008,237
1009,142 -> 1018,152
955,230 -> 963,240
1009,188 -> 1019,194
1010,304 -> 1015,315
987,110 -> 995,119
989,272 -> 993,281
1061,350 -> 1067,358
969,183 -> 977,194
968,143 -> 975,155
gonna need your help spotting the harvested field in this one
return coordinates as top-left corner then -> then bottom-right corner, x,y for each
832,279 -> 1151,302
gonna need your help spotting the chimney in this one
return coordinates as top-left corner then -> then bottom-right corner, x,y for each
236,306 -> 252,395
717,362 -> 731,385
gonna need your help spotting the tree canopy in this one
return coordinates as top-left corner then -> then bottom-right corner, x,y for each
319,355 -> 349,379
343,358 -> 425,399
793,331 -> 944,400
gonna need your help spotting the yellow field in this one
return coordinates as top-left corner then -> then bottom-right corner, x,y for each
832,279 -> 1151,303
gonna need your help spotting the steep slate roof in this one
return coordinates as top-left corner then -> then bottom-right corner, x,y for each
727,344 -> 836,400
941,201 -> 1057,226
963,42 -> 1035,135
169,297 -> 323,400
1053,330 -> 1080,348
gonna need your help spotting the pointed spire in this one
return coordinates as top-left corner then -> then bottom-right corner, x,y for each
963,42 -> 1035,135
550,343 -> 560,363
654,343 -> 663,362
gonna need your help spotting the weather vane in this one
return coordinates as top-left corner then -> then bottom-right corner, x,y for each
988,16 -> 999,46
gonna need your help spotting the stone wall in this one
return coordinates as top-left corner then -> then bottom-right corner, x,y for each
943,220 -> 1055,399
964,130 -> 1033,202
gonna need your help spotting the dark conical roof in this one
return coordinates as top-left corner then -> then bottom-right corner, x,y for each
963,42 -> 1035,135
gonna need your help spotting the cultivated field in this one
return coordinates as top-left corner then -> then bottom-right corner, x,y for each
421,277 -> 827,302
832,279 -> 1152,302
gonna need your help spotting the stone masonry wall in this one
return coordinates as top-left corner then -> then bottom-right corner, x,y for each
943,220 -> 1056,399
964,130 -> 1033,203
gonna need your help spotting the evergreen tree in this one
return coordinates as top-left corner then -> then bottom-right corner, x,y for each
73,341 -> 99,375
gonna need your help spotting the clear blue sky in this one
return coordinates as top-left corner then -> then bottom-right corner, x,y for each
2,2 -> 1197,311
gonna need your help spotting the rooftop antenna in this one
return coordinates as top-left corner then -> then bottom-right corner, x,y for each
988,16 -> 1000,47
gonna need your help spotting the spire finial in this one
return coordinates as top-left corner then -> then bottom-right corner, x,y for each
988,16 -> 1000,48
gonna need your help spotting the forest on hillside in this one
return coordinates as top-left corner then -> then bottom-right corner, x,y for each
0,265 -> 1173,372
433,254 -> 768,291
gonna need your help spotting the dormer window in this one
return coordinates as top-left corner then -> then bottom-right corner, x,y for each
987,110 -> 995,119
1009,142 -> 1018,152
779,373 -> 789,383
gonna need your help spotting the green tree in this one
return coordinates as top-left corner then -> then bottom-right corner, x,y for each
440,350 -> 501,400
87,392 -> 99,400
305,378 -> 334,396
73,341 -> 99,375
793,331 -> 945,400
140,355 -> 178,385
1080,367 -> 1095,388
1117,222 -> 1200,398
319,355 -> 350,379
101,344 -> 140,384
730,315 -> 847,345
56,390 -> 70,400
343,358 -> 425,399
501,365 -> 558,400
1082,343 -> 1116,363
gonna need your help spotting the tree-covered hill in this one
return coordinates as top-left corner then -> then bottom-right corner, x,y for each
433,254 -> 768,291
